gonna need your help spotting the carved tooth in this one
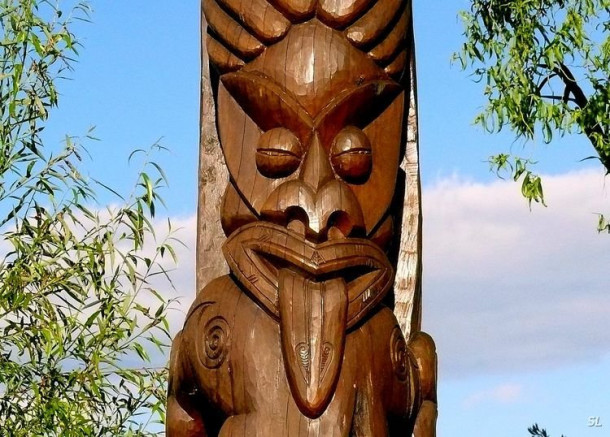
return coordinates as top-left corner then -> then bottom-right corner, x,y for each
287,219 -> 307,236
206,34 -> 245,72
327,225 -> 347,240
384,49 -> 407,77
214,0 -> 291,43
345,0 -> 403,47
369,6 -> 410,63
203,0 -> 264,59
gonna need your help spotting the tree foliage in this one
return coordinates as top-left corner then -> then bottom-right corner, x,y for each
0,1 -> 177,434
528,423 -> 565,437
456,0 -> 610,208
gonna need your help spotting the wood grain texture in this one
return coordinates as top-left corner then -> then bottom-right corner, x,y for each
206,34 -> 245,72
369,6 -> 410,63
203,0 -> 264,59
316,0 -> 373,28
345,0 -> 404,47
214,0 -> 291,43
170,1 -> 437,435
394,27 -> 421,340
197,13 -> 229,292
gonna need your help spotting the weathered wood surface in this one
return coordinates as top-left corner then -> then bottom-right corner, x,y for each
197,13 -> 229,290
394,30 -> 422,339
170,2 -> 437,435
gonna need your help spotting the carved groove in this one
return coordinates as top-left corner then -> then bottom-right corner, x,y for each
203,0 -> 412,76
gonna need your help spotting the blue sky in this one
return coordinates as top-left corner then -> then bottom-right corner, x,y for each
43,2 -> 610,436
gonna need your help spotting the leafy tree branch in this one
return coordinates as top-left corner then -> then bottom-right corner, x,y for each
456,0 -> 610,194
0,1 -> 178,435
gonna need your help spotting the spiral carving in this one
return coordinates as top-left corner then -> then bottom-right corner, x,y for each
390,326 -> 409,382
200,316 -> 231,369
320,342 -> 333,381
296,342 -> 311,382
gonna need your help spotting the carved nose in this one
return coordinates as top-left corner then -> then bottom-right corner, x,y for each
300,134 -> 333,192
261,181 -> 364,238
261,133 -> 365,239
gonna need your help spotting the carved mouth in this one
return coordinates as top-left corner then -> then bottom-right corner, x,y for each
253,247 -> 382,299
222,222 -> 394,327
257,251 -> 378,284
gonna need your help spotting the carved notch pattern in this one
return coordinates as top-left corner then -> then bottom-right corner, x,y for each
204,0 -> 412,77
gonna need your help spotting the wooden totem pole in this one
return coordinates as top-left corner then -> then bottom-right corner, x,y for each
167,0 -> 438,434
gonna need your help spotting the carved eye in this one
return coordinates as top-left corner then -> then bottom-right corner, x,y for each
330,126 -> 372,184
256,128 -> 303,178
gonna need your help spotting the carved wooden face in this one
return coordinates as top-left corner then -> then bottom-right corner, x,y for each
213,18 -> 409,418
217,20 -> 405,243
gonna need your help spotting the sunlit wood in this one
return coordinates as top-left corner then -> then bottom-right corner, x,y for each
169,1 -> 437,435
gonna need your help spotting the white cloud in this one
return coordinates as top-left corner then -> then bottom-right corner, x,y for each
119,213 -> 197,367
461,383 -> 524,408
423,169 -> 610,378
151,214 -> 197,333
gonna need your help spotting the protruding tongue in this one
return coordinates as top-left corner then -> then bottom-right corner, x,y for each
279,269 -> 348,418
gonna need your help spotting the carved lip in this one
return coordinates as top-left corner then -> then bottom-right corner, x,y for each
223,222 -> 394,327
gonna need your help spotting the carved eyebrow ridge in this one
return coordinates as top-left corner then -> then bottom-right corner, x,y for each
221,70 -> 314,141
223,70 -> 400,125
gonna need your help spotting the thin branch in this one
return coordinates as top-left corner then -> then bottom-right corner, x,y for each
540,94 -> 577,103
536,72 -> 558,93
551,63 -> 610,172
